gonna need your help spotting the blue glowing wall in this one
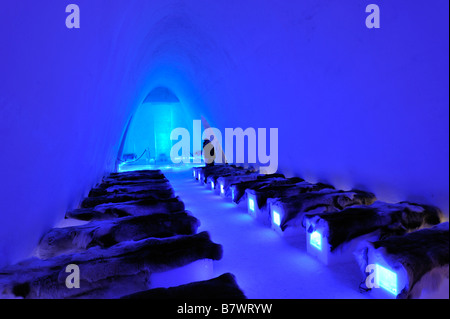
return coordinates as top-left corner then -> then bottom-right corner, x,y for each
0,1 -> 448,266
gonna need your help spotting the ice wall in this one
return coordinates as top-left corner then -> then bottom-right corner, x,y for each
0,0 -> 448,266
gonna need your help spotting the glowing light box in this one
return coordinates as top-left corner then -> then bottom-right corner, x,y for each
220,184 -> 224,194
272,211 -> 281,226
248,198 -> 255,212
211,181 -> 215,189
376,264 -> 398,295
310,231 -> 322,251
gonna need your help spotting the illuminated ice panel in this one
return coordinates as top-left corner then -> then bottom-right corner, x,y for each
272,210 -> 281,226
376,264 -> 398,295
310,231 -> 322,251
248,197 -> 255,212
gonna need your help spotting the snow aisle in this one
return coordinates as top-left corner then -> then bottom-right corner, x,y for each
165,169 -> 369,299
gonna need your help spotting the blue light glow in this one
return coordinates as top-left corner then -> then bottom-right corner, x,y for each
121,101 -> 177,165
220,184 -> 224,194
376,264 -> 398,295
272,210 -> 281,226
211,181 -> 215,189
310,231 -> 322,251
248,198 -> 255,212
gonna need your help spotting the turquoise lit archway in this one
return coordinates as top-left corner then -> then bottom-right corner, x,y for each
117,87 -> 203,172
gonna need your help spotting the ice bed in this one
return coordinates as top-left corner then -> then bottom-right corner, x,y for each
303,201 -> 443,266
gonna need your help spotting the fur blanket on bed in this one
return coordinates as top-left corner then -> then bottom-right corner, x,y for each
0,232 -> 222,299
81,188 -> 176,208
105,170 -> 166,182
121,273 -> 246,299
38,212 -> 200,259
271,189 -> 376,231
206,170 -> 253,184
200,166 -> 249,183
229,175 -> 286,203
66,197 -> 186,221
304,201 -> 443,251
89,180 -> 172,197
358,222 -> 449,299
247,181 -> 335,211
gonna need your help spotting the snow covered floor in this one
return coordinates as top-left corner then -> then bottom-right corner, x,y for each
164,169 -> 370,299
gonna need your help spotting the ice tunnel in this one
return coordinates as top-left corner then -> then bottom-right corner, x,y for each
0,1 -> 448,300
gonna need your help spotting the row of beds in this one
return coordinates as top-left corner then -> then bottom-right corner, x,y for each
193,164 -> 449,299
0,170 -> 246,299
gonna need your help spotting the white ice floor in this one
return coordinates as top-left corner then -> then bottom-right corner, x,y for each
164,169 -> 370,299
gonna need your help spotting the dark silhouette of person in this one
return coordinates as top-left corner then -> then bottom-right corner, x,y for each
203,139 -> 215,166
